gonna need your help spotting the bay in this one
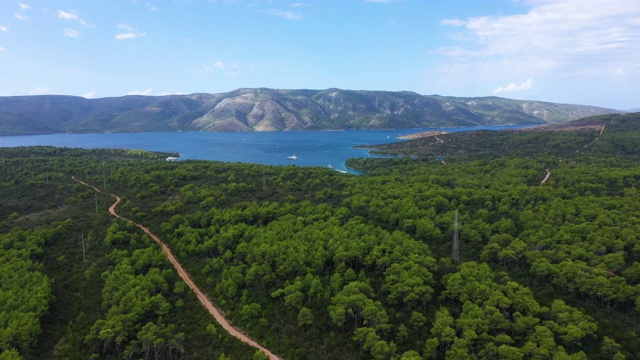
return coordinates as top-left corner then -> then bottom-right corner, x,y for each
0,125 -> 531,172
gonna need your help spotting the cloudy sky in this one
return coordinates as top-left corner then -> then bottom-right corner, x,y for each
1,0 -> 638,109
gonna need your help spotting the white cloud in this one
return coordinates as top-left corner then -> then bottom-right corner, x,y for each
437,0 -> 640,86
204,61 -> 231,71
82,91 -> 96,99
115,24 -> 145,40
29,87 -> 52,95
493,78 -> 534,94
0,47 -> 5,52
15,2 -> 30,21
126,87 -> 154,96
115,33 -> 138,40
440,19 -> 465,27
270,10 -> 302,20
0,26 -> 7,32
203,61 -> 241,76
63,28 -> 80,38
57,10 -> 88,26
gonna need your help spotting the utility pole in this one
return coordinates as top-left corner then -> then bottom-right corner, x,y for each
262,169 -> 267,191
452,211 -> 460,265
80,234 -> 86,262
102,161 -> 106,190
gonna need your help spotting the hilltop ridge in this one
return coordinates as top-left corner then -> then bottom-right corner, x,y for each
0,88 -> 619,135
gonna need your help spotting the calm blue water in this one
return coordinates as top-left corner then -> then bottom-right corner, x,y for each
0,126 -> 531,172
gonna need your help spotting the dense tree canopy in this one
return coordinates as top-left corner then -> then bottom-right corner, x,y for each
1,113 -> 639,359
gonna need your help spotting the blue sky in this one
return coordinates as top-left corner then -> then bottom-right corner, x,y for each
1,0 -> 638,109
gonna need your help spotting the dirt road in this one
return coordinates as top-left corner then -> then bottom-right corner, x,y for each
548,121 -> 611,183
72,177 -> 281,360
540,169 -> 551,185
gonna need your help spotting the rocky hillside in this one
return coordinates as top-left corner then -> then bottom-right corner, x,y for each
0,88 -> 620,135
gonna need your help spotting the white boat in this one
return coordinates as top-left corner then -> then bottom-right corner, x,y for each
287,155 -> 298,160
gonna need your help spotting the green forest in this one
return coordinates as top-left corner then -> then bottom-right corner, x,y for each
1,113 -> 639,359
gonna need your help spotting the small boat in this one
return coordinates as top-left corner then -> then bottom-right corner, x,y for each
287,155 -> 298,160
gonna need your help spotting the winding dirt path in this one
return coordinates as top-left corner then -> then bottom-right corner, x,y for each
545,120 -> 612,184
576,124 -> 606,153
72,177 -> 281,360
540,169 -> 551,185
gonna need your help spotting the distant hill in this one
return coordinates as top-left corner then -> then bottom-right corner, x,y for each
0,88 -> 620,135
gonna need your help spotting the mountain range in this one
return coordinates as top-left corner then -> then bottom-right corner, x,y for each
0,88 -> 620,135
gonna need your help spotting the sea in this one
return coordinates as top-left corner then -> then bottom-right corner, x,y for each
0,125 -> 531,173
